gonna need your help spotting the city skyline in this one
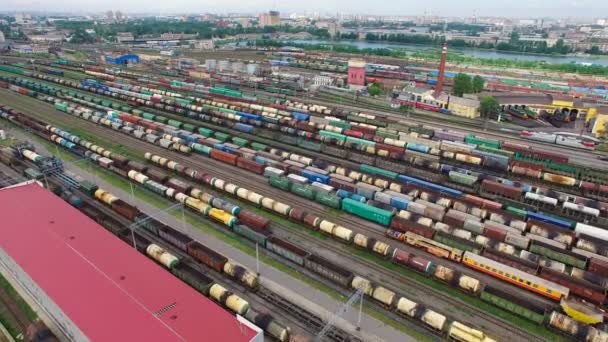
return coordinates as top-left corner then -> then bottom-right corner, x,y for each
2,0 -> 608,18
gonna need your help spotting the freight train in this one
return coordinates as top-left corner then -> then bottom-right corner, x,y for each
4,65 -> 608,278
9,116 -> 502,341
4,106 -> 608,342
3,81 -> 608,302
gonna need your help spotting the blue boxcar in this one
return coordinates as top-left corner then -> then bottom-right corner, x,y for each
390,197 -> 409,210
292,112 -> 310,121
234,123 -> 255,133
440,164 -> 453,175
301,169 -> 330,184
406,143 -> 430,154
527,211 -> 574,229
397,174 -> 463,197
238,111 -> 261,121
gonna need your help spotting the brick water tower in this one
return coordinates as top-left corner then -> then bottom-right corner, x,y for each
348,59 -> 367,90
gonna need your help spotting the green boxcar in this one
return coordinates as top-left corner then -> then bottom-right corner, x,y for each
171,265 -> 214,296
329,120 -> 352,130
54,103 -> 68,112
346,136 -> 375,146
192,144 -> 212,155
251,142 -> 267,151
315,192 -> 341,209
480,290 -> 546,324
144,181 -> 167,196
24,168 -> 43,180
359,164 -> 398,179
341,198 -> 394,226
121,106 -> 132,112
269,176 -> 290,191
213,132 -> 230,142
297,139 -> 322,152
182,123 -> 196,133
168,119 -> 183,129
234,224 -> 268,247
478,145 -> 514,158
545,161 -> 578,177
101,100 -> 112,107
143,112 -> 156,120
132,109 -> 143,116
376,130 -> 400,140
529,243 -> 586,269
79,180 -> 99,196
111,103 -> 122,109
198,127 -> 213,137
464,135 -> 501,149
319,130 -> 347,143
290,183 -> 316,200
155,115 -> 168,123
448,171 -> 478,186
232,137 -> 249,147
505,206 -> 527,218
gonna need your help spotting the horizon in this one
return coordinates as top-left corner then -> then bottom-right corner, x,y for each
1,0 -> 607,19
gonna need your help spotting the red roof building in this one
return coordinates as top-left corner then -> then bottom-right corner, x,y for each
0,182 -> 261,342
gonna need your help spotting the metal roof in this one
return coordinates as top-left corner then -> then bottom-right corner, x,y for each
0,182 -> 260,342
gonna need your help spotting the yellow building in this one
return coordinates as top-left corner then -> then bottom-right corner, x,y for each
436,94 -> 480,118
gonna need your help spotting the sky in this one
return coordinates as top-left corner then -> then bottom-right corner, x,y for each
2,0 -> 607,18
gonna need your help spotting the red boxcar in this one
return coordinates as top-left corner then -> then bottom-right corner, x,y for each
539,268 -> 606,304
236,157 -> 264,174
389,217 -> 435,239
186,241 -> 228,272
210,149 -> 237,165
237,210 -> 270,230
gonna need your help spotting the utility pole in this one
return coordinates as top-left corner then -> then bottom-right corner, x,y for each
315,288 -> 364,341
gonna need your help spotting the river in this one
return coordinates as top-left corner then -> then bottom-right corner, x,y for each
277,39 -> 608,66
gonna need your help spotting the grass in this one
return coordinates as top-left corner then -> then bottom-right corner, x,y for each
0,272 -> 37,339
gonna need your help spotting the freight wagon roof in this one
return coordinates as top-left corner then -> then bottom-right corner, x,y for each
0,182 -> 259,342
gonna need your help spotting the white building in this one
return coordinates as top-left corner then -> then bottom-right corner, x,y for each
194,39 -> 214,50
313,75 -> 334,87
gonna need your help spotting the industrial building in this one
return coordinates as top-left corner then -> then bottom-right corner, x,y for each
0,182 -> 262,342
104,54 -> 140,65
258,11 -> 280,27
436,94 -> 481,118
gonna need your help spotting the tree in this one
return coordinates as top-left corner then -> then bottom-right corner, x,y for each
479,96 -> 500,129
367,83 -> 382,96
589,46 -> 601,55
472,75 -> 485,93
510,31 -> 520,44
452,73 -> 472,97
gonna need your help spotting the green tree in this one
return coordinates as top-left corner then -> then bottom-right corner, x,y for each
479,95 -> 500,129
452,73 -> 472,97
589,46 -> 601,55
367,83 -> 382,96
472,75 -> 485,93
510,31 -> 520,44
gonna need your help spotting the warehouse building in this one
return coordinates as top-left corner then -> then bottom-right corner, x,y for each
104,54 -> 140,65
0,181 -> 262,342
436,94 -> 481,118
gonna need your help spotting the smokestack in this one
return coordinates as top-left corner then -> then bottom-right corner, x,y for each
434,42 -> 448,97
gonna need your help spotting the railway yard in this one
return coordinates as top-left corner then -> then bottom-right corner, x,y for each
1,50 -> 608,342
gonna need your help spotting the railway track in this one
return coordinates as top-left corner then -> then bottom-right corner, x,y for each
0,274 -> 31,336
0,88 -> 565,307
1,57 -> 600,164
68,176 -> 363,342
0,91 -> 552,341
13,147 -> 364,342
2,67 -> 604,202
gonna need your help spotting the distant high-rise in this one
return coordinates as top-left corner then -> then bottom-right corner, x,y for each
0,31 -> 5,43
258,11 -> 280,28
115,11 -> 124,22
